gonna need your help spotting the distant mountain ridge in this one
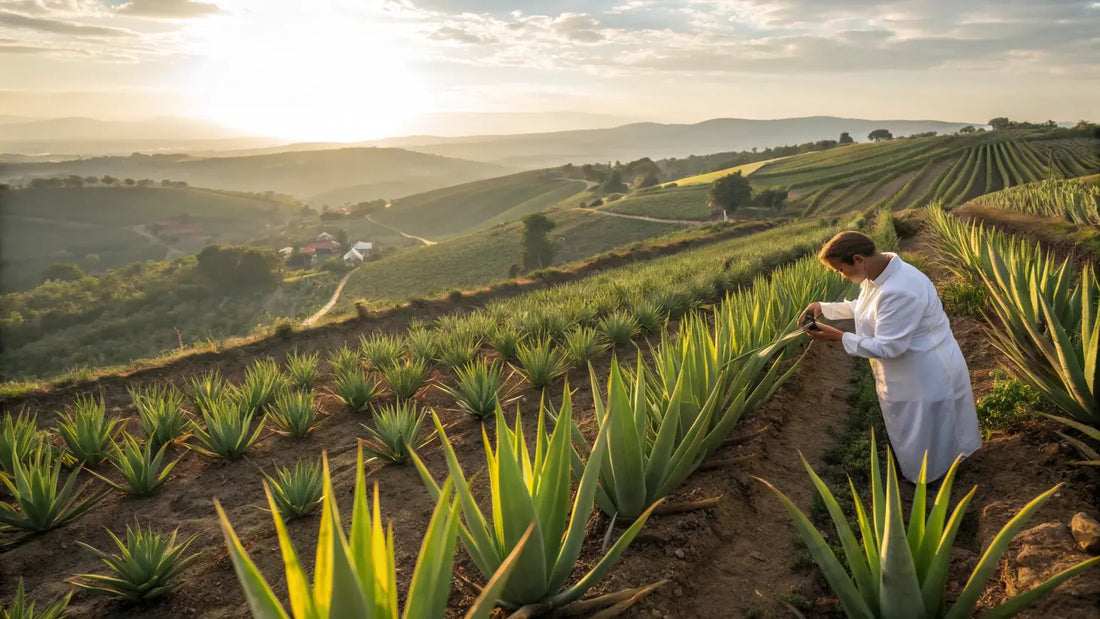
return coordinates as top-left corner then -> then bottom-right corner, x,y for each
361,116 -> 978,167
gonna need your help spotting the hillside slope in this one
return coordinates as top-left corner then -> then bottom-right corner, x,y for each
0,148 -> 508,203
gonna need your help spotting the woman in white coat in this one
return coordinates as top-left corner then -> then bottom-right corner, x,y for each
802,231 -> 981,483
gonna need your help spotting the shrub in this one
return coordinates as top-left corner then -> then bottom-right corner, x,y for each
940,279 -> 987,318
976,371 -> 1041,437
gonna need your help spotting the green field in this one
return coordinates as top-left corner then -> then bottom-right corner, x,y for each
370,170 -> 588,241
667,157 -> 782,186
752,133 -> 1099,215
597,185 -> 713,220
335,208 -> 686,311
0,186 -> 294,292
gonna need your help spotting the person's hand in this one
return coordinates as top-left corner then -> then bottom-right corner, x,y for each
800,302 -> 822,326
803,322 -> 844,342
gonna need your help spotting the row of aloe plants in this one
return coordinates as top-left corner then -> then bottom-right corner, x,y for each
925,205 -> 1099,464
210,249 -> 856,617
968,177 -> 1100,225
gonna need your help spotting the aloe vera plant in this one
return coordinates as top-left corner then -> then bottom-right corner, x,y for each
263,459 -> 323,519
0,446 -> 106,532
925,207 -> 1099,461
238,358 -> 287,415
597,310 -> 638,345
72,521 -> 199,601
563,326 -> 609,366
1,578 -> 71,619
130,383 -> 190,449
266,389 -> 319,438
89,433 -> 179,497
438,358 -> 506,420
190,370 -> 229,416
216,448 -> 526,618
359,332 -> 406,369
326,345 -> 361,376
759,432 -> 1100,618
406,327 -> 439,362
0,411 -> 41,475
488,325 -> 521,360
360,401 -> 426,463
56,395 -> 122,465
284,349 -> 320,390
331,369 -> 383,413
189,398 -> 264,460
512,337 -> 570,390
382,358 -> 430,401
411,391 -> 658,609
435,331 -> 481,370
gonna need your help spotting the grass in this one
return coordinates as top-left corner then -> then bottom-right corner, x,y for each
976,371 -> 1043,438
336,208 -> 684,311
667,157 -> 782,186
599,185 -> 712,220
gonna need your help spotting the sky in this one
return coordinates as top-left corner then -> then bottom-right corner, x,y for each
0,0 -> 1098,141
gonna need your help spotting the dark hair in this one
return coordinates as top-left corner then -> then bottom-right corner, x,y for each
818,231 -> 877,265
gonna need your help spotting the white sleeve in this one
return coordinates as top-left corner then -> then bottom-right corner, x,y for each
841,290 -> 921,359
819,299 -> 857,320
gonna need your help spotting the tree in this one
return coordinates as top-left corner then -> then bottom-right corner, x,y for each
636,173 -> 660,189
520,213 -> 556,271
42,263 -> 84,283
754,188 -> 789,211
334,229 -> 349,251
958,125 -> 976,134
839,132 -> 854,144
988,117 -> 1012,131
599,171 -> 628,194
707,171 -> 752,216
867,129 -> 893,142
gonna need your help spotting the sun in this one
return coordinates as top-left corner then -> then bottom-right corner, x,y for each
186,10 -> 427,142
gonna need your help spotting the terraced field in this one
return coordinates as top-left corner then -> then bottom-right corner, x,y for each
753,134 -> 1099,215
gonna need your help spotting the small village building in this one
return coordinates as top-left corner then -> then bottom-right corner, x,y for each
353,241 -> 373,255
343,249 -> 364,266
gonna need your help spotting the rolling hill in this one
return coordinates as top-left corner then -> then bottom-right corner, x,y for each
0,185 -> 295,293
0,148 -> 509,205
364,116 -> 976,167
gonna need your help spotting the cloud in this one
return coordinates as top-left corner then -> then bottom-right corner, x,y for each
114,0 -> 221,18
0,9 -> 135,36
0,36 -> 91,54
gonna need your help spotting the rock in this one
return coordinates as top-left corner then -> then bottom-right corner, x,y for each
674,549 -> 686,559
1071,512 -> 1100,554
998,521 -> 1100,617
673,587 -> 684,598
750,551 -> 766,562
1040,443 -> 1061,464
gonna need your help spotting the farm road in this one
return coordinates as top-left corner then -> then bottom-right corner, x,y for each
302,267 -> 357,326
570,207 -> 708,226
364,214 -> 437,246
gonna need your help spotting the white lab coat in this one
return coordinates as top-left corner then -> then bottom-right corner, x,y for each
819,253 -> 981,482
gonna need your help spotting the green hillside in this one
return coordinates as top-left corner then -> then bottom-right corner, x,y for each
335,208 -> 686,310
369,170 -> 589,240
753,133 -> 1100,215
0,185 -> 294,293
598,185 -> 712,220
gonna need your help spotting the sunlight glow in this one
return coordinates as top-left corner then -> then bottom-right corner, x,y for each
188,10 -> 427,142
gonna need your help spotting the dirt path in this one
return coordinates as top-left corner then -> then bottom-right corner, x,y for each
364,214 -> 437,246
609,340 -> 858,618
301,268 -> 357,327
571,207 -> 707,226
129,224 -> 185,259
